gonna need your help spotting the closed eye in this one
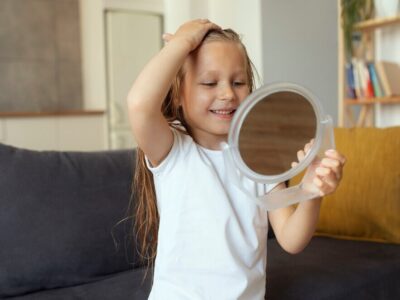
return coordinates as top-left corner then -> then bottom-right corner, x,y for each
201,82 -> 217,87
233,81 -> 246,86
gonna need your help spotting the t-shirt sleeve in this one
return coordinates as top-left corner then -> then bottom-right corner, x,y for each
144,128 -> 183,176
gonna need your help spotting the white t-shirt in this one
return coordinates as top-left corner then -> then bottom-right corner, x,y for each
146,129 -> 277,300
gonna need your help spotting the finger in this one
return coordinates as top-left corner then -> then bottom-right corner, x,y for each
297,150 -> 305,162
320,158 -> 343,180
312,177 -> 325,197
196,18 -> 221,30
205,21 -> 222,31
304,138 -> 314,154
324,149 -> 346,165
162,33 -> 174,43
322,171 -> 339,189
304,142 -> 312,154
313,175 -> 337,197
291,162 -> 298,168
321,158 -> 341,168
315,166 -> 332,177
315,166 -> 340,184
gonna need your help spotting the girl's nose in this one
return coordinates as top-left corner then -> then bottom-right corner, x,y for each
218,84 -> 234,101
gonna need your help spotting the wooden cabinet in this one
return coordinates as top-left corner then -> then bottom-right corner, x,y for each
0,111 -> 108,151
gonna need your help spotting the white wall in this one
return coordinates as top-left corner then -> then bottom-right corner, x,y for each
163,0 -> 264,83
261,0 -> 338,124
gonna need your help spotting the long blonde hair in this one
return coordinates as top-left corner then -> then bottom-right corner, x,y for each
132,28 -> 256,269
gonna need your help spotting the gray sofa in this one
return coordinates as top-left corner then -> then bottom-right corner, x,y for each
1,143 -> 399,299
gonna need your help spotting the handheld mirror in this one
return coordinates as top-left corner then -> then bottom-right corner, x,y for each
222,82 -> 335,210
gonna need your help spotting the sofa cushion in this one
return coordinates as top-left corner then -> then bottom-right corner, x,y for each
317,127 -> 400,243
0,143 -> 139,297
8,269 -> 151,300
266,236 -> 400,300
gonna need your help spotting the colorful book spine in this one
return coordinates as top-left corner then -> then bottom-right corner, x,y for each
356,59 -> 373,98
345,63 -> 356,99
367,62 -> 383,98
352,58 -> 362,99
363,62 -> 375,98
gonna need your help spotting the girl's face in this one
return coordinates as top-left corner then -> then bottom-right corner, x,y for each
180,41 -> 250,150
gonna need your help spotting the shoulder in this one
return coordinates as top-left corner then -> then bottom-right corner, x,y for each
145,126 -> 196,175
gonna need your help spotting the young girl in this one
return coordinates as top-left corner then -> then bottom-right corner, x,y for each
127,19 -> 346,299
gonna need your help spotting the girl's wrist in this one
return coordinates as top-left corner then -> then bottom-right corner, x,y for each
298,196 -> 322,212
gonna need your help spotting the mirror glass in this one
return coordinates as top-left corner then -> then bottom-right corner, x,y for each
238,91 -> 317,176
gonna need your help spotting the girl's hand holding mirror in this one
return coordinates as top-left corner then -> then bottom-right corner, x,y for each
292,141 -> 346,197
312,149 -> 346,197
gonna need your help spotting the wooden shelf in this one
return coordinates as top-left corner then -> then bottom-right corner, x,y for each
354,15 -> 400,31
345,96 -> 400,105
344,96 -> 400,127
0,110 -> 105,118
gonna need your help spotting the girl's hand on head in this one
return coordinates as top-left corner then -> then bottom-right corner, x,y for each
162,33 -> 174,43
162,19 -> 221,51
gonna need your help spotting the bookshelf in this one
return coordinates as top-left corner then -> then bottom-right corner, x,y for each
339,6 -> 400,127
354,15 -> 400,31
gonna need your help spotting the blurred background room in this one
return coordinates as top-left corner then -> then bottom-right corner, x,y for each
0,0 -> 399,151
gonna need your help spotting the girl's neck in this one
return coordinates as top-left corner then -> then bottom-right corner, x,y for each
192,132 -> 227,150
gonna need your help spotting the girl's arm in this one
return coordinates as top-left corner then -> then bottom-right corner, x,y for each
127,19 -> 220,166
268,148 -> 346,254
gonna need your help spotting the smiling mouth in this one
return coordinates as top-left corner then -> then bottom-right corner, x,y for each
210,109 -> 236,115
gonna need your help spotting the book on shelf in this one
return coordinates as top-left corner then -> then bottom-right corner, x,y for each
367,62 -> 383,98
349,58 -> 361,98
345,63 -> 356,99
345,59 -> 400,99
354,58 -> 365,98
362,62 -> 375,98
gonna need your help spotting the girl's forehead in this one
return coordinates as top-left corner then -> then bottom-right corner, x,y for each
184,41 -> 247,74
193,41 -> 245,59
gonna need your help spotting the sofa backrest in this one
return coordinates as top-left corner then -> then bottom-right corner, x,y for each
316,127 -> 400,244
290,127 -> 400,244
0,143 -> 139,297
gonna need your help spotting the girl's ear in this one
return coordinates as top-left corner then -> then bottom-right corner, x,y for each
178,97 -> 183,106
176,90 -> 184,106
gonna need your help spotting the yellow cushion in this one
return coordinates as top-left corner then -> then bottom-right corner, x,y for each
291,127 -> 400,244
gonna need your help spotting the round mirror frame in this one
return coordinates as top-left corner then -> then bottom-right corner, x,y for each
226,82 -> 326,184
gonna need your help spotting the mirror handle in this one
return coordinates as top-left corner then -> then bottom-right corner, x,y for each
257,185 -> 320,210
317,115 -> 335,157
